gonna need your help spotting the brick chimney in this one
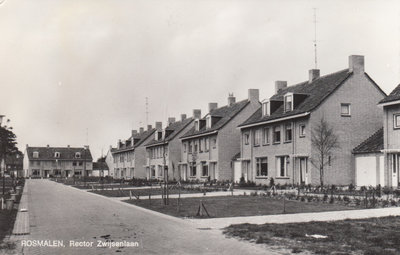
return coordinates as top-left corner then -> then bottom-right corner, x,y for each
131,130 -> 138,136
47,144 -> 49,148
208,103 -> 218,112
181,114 -> 187,121
309,69 -> 320,83
193,109 -> 201,119
228,93 -> 236,106
139,127 -> 144,134
147,125 -> 152,131
155,121 -> 162,130
349,55 -> 364,74
167,117 -> 176,126
117,139 -> 121,149
248,89 -> 259,102
275,81 -> 287,93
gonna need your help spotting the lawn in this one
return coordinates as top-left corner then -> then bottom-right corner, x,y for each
125,195 -> 354,218
0,209 -> 17,250
90,188 -> 201,197
223,216 -> 400,255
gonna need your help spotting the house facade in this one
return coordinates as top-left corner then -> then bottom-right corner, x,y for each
23,145 -> 93,178
238,55 -> 386,186
145,115 -> 194,180
111,125 -> 156,179
179,89 -> 260,181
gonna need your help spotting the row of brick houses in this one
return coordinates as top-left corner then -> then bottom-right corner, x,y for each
106,54 -> 399,187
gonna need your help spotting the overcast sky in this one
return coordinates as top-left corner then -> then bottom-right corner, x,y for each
1,0 -> 400,159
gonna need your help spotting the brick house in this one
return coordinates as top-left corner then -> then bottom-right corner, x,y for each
179,89 -> 260,181
238,55 -> 386,186
111,125 -> 156,179
144,115 -> 194,180
23,145 -> 93,178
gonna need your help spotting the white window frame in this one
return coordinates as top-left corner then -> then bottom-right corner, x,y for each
262,127 -> 270,145
284,93 -> 293,112
206,116 -> 211,129
243,133 -> 250,145
285,123 -> 293,142
256,157 -> 268,177
54,152 -> 60,158
202,162 -> 209,177
273,126 -> 281,144
254,129 -> 261,146
276,156 -> 289,177
341,103 -> 351,116
75,152 -> 81,159
394,113 -> 400,129
299,124 -> 306,137
262,100 -> 270,116
33,151 -> 39,158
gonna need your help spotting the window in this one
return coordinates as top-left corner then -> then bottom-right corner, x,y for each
273,126 -> 281,143
33,151 -> 39,158
276,156 -> 289,177
194,141 -> 198,153
341,103 -> 351,116
262,128 -> 270,145
73,161 -> 77,166
190,164 -> 197,177
195,119 -> 200,131
285,123 -> 292,142
199,138 -> 204,152
394,114 -> 400,129
212,138 -> 217,149
183,143 -> 187,153
284,94 -> 293,112
206,116 -> 211,129
78,162 -> 83,166
243,133 -> 250,145
151,166 -> 156,178
256,157 -> 268,177
262,101 -> 270,116
202,162 -> 209,176
54,152 -> 60,158
188,141 -> 192,153
158,165 -> 163,177
299,124 -> 306,137
75,152 -> 81,158
254,129 -> 261,146
205,138 -> 209,151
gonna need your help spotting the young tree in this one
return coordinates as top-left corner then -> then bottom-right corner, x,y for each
310,118 -> 339,187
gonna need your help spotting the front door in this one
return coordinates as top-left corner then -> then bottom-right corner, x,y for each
392,154 -> 399,188
299,158 -> 308,185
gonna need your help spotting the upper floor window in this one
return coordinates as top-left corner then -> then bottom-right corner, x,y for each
341,103 -> 351,116
212,138 -> 217,149
243,133 -> 250,145
262,101 -> 270,116
199,138 -> 204,152
273,126 -> 281,143
299,124 -> 306,137
195,119 -> 200,131
54,152 -> 60,158
206,116 -> 211,129
285,123 -> 292,142
33,151 -> 39,158
75,152 -> 81,159
254,129 -> 261,146
284,94 -> 293,112
188,141 -> 192,153
263,127 -> 270,145
205,138 -> 209,151
194,141 -> 198,153
394,113 -> 400,129
183,143 -> 187,153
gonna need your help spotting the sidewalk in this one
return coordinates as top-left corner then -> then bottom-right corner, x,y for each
188,207 -> 400,229
11,182 -> 29,235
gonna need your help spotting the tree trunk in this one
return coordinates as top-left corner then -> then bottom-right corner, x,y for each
320,166 -> 324,187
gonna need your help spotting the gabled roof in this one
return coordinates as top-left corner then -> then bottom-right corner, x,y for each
145,117 -> 194,147
26,146 -> 93,161
113,129 -> 156,153
180,99 -> 250,139
239,69 -> 352,128
379,84 -> 400,104
352,128 -> 383,154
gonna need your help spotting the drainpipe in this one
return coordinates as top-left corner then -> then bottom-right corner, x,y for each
292,121 -> 296,186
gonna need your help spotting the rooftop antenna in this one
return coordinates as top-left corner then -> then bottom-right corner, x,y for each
145,97 -> 149,126
313,8 -> 318,69
86,128 -> 88,146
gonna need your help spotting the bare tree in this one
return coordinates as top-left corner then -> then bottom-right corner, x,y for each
310,118 -> 339,187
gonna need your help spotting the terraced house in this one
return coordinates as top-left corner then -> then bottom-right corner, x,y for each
179,89 -> 260,181
111,125 -> 156,179
354,84 -> 400,187
238,55 -> 386,186
145,115 -> 194,180
23,145 -> 93,178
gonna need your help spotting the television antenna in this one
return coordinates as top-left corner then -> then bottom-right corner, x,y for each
313,8 -> 318,69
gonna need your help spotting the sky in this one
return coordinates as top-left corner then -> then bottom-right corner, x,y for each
1,0 -> 400,160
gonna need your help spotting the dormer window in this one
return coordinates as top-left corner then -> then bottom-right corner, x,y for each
54,152 -> 60,158
206,116 -> 211,129
195,119 -> 200,131
75,152 -> 81,158
284,93 -> 293,112
262,100 -> 270,116
33,151 -> 39,158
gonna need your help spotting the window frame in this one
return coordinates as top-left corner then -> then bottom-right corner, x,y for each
273,126 -> 281,144
394,113 -> 400,129
254,129 -> 261,146
276,156 -> 289,177
256,157 -> 268,177
243,133 -> 250,145
33,151 -> 39,158
285,123 -> 293,142
299,124 -> 306,137
262,127 -> 270,145
202,162 -> 209,177
284,93 -> 293,112
341,103 -> 351,117
262,101 -> 270,116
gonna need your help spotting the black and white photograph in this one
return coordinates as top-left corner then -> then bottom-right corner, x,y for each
1,0 -> 400,254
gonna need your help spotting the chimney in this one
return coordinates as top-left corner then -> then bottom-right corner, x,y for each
181,114 -> 187,121
208,103 -> 218,112
67,145 -> 70,148
248,89 -> 259,102
167,117 -> 176,126
47,144 -> 49,148
84,145 -> 89,150
309,69 -> 320,83
275,81 -> 287,93
139,127 -> 144,134
349,55 -> 364,73
228,93 -> 236,106
26,144 -> 29,149
131,130 -> 138,136
193,109 -> 201,119
147,125 -> 152,131
155,121 -> 162,130
117,139 -> 121,149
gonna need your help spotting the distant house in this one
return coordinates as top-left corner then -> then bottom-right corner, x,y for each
355,83 -> 400,187
105,148 -> 115,177
238,55 -> 386,186
5,151 -> 23,177
92,160 -> 109,177
23,145 -> 93,178
145,115 -> 194,180
179,89 -> 260,181
111,125 -> 156,179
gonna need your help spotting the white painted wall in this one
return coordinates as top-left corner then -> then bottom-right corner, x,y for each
355,156 -> 377,186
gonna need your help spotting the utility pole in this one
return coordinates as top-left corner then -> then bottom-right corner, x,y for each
313,8 -> 318,69
145,97 -> 149,127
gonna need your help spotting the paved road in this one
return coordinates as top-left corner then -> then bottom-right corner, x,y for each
17,179 -> 280,255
